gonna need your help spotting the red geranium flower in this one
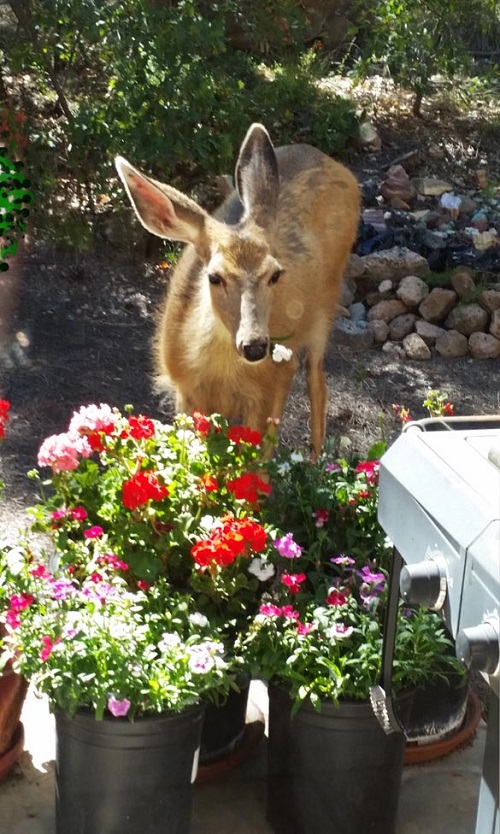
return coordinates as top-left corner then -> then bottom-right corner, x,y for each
227,425 -> 262,446
122,415 -> 155,440
227,473 -> 271,503
192,411 -> 211,435
122,471 -> 169,510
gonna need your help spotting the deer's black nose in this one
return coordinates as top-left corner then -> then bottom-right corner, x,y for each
242,339 -> 268,362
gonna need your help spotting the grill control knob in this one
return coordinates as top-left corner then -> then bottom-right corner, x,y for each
399,556 -> 447,610
456,620 -> 500,675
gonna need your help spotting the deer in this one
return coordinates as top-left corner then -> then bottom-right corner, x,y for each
115,123 -> 360,458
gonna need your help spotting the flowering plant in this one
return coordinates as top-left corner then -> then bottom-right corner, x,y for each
0,546 -> 234,719
244,440 -> 465,710
17,405 -> 286,647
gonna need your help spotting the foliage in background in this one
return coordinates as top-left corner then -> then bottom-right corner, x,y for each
348,0 -> 500,115
3,0 -> 357,253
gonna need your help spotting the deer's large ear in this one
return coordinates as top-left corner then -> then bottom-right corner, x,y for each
235,123 -> 279,229
115,157 -> 207,244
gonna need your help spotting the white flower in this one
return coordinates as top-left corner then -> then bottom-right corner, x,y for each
271,343 -> 293,363
189,612 -> 209,628
158,632 -> 181,652
199,515 -> 220,534
277,461 -> 291,475
290,451 -> 305,464
248,557 -> 275,582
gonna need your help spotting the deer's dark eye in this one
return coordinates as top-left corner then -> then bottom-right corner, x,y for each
209,273 -> 224,286
269,270 -> 282,286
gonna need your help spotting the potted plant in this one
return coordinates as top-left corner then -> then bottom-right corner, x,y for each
6,404 -> 280,766
0,541 -> 236,834
0,399 -> 28,783
244,442 -> 467,834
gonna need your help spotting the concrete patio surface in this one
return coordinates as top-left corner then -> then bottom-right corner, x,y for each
0,680 -> 487,834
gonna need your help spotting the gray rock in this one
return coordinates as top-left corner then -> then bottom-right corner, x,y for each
367,319 -> 389,344
435,330 -> 469,357
403,332 -> 432,359
415,320 -> 445,346
367,299 -> 407,323
378,279 -> 393,294
469,332 -> 500,359
450,270 -> 476,299
344,254 -> 366,281
333,317 -> 374,349
489,309 -> 500,340
356,247 -> 430,295
349,302 -> 367,322
397,275 -> 429,308
480,289 -> 500,313
389,313 -> 418,341
382,341 -> 406,359
444,303 -> 489,336
413,177 -> 454,196
339,281 -> 355,308
419,288 -> 457,323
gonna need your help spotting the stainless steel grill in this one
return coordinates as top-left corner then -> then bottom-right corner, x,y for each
376,416 -> 500,834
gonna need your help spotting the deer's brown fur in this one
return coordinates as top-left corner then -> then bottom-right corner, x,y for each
115,123 -> 360,457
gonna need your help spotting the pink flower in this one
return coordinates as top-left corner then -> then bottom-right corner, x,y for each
9,592 -> 35,611
5,609 -> 21,629
98,553 -> 129,571
312,508 -> 329,528
281,573 -> 307,594
70,506 -> 88,521
187,647 -> 215,674
68,404 -> 118,436
296,622 -> 314,636
137,580 -> 151,591
107,696 -> 131,718
355,460 -> 380,484
40,635 -> 60,661
84,526 -> 104,539
273,533 -> 303,560
51,509 -> 67,521
281,605 -> 300,620
260,603 -> 282,617
330,623 -> 353,639
38,432 -> 92,471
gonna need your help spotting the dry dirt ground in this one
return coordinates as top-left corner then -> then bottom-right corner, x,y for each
1,79 -> 500,532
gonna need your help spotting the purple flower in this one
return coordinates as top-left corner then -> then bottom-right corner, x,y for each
49,579 -> 76,601
107,696 -> 131,718
273,533 -> 303,560
325,462 -> 341,472
358,565 -> 385,592
330,555 -> 355,569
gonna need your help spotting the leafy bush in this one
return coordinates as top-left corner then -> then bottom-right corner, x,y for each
349,0 -> 500,114
7,0 -> 357,251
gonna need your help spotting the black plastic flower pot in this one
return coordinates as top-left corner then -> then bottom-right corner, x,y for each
267,684 -> 407,834
199,679 -> 250,764
55,704 -> 204,834
405,671 -> 469,744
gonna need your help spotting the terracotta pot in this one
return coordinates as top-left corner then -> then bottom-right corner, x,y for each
0,664 -> 28,757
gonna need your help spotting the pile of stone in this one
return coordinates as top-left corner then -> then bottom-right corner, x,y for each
336,247 -> 500,360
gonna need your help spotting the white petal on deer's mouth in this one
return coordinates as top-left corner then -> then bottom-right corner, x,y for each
271,343 -> 293,362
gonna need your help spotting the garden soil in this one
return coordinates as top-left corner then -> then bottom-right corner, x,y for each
1,241 -> 498,537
